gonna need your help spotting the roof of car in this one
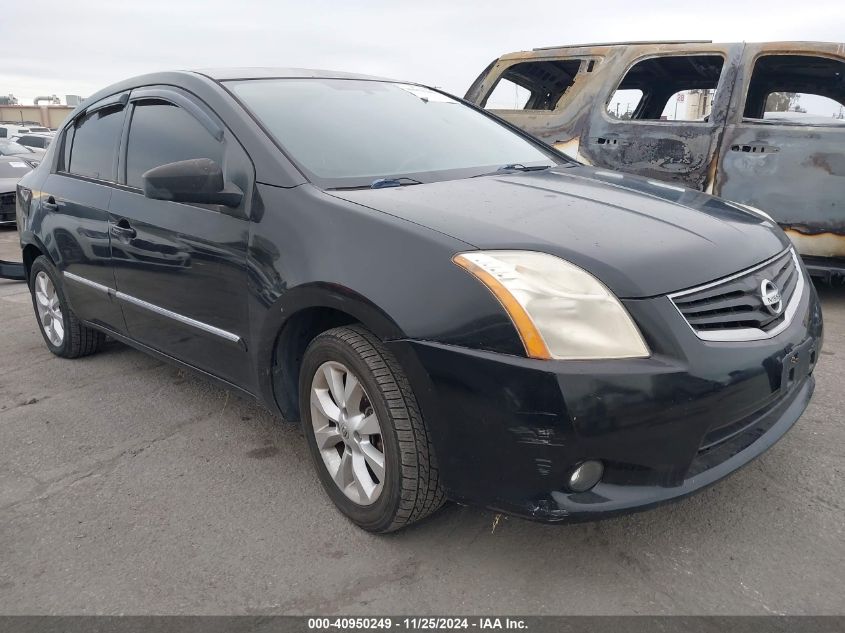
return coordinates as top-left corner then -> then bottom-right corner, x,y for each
500,40 -> 845,60
194,67 -> 400,82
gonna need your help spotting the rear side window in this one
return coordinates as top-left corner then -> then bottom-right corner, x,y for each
125,101 -> 223,189
607,55 -> 724,121
67,105 -> 125,180
743,54 -> 845,125
483,60 -> 582,111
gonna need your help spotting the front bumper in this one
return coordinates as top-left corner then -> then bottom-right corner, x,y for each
391,277 -> 823,522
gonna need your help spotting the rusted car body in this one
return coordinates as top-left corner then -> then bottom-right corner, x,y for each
466,40 -> 845,277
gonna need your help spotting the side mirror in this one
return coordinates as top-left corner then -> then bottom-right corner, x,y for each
142,158 -> 243,208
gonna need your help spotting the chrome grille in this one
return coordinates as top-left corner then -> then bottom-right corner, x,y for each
669,249 -> 803,342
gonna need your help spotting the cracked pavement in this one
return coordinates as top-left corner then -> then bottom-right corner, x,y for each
0,228 -> 843,615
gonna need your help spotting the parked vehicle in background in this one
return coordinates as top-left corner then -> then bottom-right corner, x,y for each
0,156 -> 33,225
0,140 -> 44,166
0,124 -> 32,138
12,68 -> 821,532
12,132 -> 53,150
0,123 -> 51,138
466,40 -> 845,278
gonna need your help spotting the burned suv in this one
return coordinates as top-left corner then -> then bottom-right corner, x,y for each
468,40 -> 845,278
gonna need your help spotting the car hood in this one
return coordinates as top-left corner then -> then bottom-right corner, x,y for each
0,177 -> 22,192
329,166 -> 790,298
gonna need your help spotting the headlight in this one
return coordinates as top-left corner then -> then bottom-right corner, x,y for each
453,251 -> 649,360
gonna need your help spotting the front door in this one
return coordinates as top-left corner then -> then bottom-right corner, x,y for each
716,44 -> 845,264
108,89 -> 255,389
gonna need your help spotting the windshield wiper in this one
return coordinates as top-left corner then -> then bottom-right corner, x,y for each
370,177 -> 423,189
472,164 -> 554,178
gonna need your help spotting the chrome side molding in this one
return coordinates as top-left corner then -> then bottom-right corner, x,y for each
62,270 -> 242,345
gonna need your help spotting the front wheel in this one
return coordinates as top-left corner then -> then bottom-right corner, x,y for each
300,325 -> 445,532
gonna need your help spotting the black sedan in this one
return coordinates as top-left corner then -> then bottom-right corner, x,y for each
13,69 -> 822,532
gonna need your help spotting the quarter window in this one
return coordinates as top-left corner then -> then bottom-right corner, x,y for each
744,55 -> 845,125
67,105 -> 125,180
483,60 -> 582,111
125,101 -> 223,189
607,55 -> 724,121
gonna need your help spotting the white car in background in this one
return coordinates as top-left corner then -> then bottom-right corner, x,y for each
0,155 -> 33,225
0,123 -> 51,139
0,140 -> 45,166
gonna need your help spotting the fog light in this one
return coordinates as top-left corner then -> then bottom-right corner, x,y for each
568,460 -> 604,492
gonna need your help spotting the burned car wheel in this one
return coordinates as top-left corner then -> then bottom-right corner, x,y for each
29,256 -> 105,358
300,325 -> 445,532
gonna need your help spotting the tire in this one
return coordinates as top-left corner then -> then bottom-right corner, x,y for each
299,325 -> 445,532
29,256 -> 105,358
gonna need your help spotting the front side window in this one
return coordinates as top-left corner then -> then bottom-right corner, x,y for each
607,55 -> 724,121
229,78 -> 557,188
483,60 -> 582,111
125,100 -> 223,189
67,105 -> 125,180
744,54 -> 845,126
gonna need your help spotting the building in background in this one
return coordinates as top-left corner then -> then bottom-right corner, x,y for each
684,89 -> 714,120
0,94 -> 84,129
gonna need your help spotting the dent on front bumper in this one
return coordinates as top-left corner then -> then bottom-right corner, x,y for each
390,278 -> 823,523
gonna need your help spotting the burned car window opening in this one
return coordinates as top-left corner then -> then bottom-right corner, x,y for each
483,59 -> 582,110
744,54 -> 845,124
607,54 -> 725,121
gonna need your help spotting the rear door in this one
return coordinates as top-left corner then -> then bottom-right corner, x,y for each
107,86 -> 255,388
39,93 -> 128,333
583,44 -> 743,191
716,44 -> 845,264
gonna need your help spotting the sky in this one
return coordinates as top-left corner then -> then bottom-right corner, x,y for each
2,0 -> 845,104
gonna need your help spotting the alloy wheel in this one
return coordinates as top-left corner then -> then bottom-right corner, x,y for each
309,361 -> 385,505
34,271 -> 64,347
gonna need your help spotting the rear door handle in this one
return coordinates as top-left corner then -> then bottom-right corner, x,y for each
110,218 -> 137,240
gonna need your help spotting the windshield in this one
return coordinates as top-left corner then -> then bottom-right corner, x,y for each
228,78 -> 559,188
0,140 -> 32,155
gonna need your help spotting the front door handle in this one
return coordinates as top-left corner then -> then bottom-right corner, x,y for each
110,218 -> 137,240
